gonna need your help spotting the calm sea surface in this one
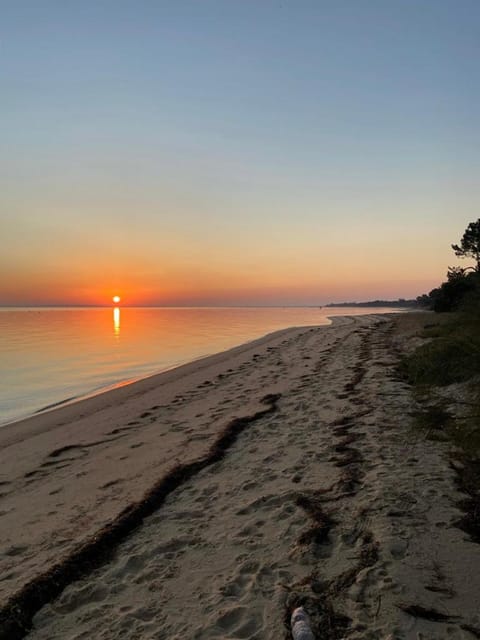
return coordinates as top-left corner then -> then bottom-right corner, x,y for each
0,306 -> 395,426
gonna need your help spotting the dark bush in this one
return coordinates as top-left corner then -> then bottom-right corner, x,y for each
429,271 -> 480,313
402,336 -> 480,386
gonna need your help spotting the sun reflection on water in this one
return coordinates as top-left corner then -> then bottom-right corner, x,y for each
113,307 -> 120,336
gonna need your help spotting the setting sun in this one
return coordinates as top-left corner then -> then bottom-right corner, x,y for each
112,296 -> 121,304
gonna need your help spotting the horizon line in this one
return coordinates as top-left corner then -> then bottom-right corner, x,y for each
0,300 -> 415,310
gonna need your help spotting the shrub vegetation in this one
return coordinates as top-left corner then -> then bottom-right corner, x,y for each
403,219 -> 480,455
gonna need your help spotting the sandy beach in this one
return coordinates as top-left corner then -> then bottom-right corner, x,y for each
1,313 -> 479,640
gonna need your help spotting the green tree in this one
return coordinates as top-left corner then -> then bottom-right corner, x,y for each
451,218 -> 480,271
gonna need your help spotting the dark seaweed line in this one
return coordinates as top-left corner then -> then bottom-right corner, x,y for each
283,330 -> 379,640
0,393 -> 281,640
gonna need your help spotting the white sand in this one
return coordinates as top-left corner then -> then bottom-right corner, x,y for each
1,314 -> 479,639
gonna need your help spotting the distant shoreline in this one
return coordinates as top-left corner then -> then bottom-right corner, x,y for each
326,300 -> 419,308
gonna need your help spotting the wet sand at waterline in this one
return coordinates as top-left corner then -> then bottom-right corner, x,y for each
1,314 -> 479,639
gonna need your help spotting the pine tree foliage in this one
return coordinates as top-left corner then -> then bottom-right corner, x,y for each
451,218 -> 480,271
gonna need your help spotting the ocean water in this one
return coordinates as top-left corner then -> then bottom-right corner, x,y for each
0,306 -> 395,426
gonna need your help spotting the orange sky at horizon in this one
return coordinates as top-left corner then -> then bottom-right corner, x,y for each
0,256 -> 461,307
0,205 -> 471,307
0,201 -> 472,307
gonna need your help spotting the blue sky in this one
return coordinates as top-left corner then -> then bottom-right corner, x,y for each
1,1 -> 479,305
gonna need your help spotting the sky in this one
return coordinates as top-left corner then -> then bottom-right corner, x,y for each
1,0 -> 479,306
